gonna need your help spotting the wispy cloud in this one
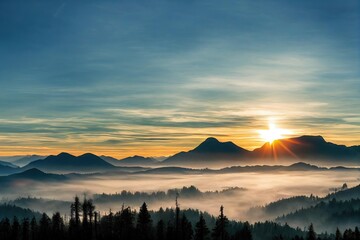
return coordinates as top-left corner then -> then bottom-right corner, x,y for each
0,0 -> 359,157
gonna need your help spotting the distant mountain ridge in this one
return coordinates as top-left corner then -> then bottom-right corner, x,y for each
118,155 -> 157,166
252,135 -> 359,161
23,152 -> 115,173
101,155 -> 157,166
1,135 -> 359,171
0,160 -> 18,168
164,137 -> 250,165
0,168 -> 68,189
2,168 -> 67,181
163,135 -> 360,165
13,155 -> 47,167
0,164 -> 19,175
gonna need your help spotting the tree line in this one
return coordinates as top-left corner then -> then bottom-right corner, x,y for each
0,196 -> 359,240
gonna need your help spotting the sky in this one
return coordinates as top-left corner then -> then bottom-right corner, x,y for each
0,0 -> 359,158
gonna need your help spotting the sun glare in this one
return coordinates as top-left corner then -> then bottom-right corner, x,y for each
258,122 -> 289,144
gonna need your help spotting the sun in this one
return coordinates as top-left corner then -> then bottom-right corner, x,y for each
258,122 -> 289,144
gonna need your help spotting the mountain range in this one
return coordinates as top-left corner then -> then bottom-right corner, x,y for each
0,168 -> 68,189
164,137 -> 250,165
252,135 -> 360,161
0,135 -> 358,174
101,155 -> 157,166
22,152 -> 115,173
0,160 -> 18,168
0,155 -> 47,167
162,135 -> 360,166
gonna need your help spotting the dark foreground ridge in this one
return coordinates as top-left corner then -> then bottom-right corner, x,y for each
0,196 -> 359,240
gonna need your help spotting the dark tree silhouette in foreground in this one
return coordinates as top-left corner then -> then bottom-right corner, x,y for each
137,202 -> 153,240
156,220 -> 165,240
180,213 -> 193,240
52,212 -> 64,240
335,228 -> 342,240
0,218 -> 11,240
194,214 -> 210,240
21,218 -> 29,240
235,222 -> 252,240
39,213 -> 51,240
212,205 -> 229,240
307,224 -> 316,240
12,217 -> 20,240
0,196 -> 359,240
30,217 -> 37,240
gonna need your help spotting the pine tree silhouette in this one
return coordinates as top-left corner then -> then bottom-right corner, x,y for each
194,214 -> 210,240
137,202 -> 153,240
29,217 -> 37,240
12,217 -> 20,240
306,224 -> 316,240
175,192 -> 180,240
51,212 -> 64,240
212,206 -> 229,240
0,218 -> 11,240
335,228 -> 342,240
21,218 -> 29,240
238,222 -> 252,240
121,206 -> 135,239
355,227 -> 360,240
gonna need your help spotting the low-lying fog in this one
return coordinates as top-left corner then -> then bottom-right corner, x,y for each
2,170 -> 359,222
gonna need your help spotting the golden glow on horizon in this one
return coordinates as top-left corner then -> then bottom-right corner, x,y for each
1,124 -> 359,158
258,122 -> 291,144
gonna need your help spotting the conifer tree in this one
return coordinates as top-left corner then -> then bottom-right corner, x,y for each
239,222 -> 252,240
73,196 -> 81,227
39,213 -> 51,240
137,202 -> 153,240
21,218 -> 29,240
29,217 -> 37,240
335,228 -> 342,240
69,196 -> 82,240
0,218 -> 11,240
306,224 -> 316,240
175,193 -> 180,240
355,227 -> 360,240
212,206 -> 229,240
194,214 -> 210,240
12,217 -> 20,240
121,206 -> 135,239
52,212 -> 65,240
94,211 -> 99,239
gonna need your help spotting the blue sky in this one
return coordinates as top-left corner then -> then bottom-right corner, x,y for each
0,0 -> 359,157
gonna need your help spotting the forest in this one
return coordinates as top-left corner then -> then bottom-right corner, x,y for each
0,196 -> 359,240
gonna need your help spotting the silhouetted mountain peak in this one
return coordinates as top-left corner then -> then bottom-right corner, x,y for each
23,152 -> 115,173
193,137 -> 246,153
296,135 -> 326,144
204,137 -> 220,143
57,152 -> 75,158
164,137 -> 249,165
253,135 -> 359,161
116,155 -> 156,166
79,153 -> 99,159
19,168 -> 46,177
